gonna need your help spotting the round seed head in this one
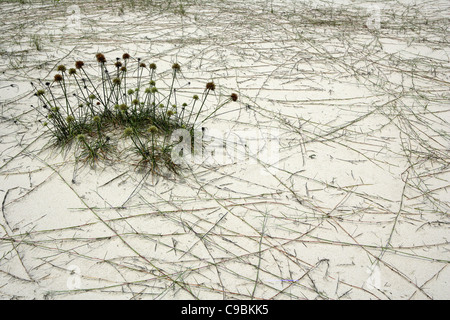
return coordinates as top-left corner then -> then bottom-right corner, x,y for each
75,61 -> 84,69
151,87 -> 158,93
114,104 -> 120,110
149,80 -> 156,86
68,68 -> 77,75
148,125 -> 158,134
66,115 -> 75,123
149,63 -> 157,70
54,74 -> 63,82
172,63 -> 181,71
122,53 -> 130,60
127,89 -> 134,95
119,104 -> 128,112
132,99 -> 139,105
182,102 -> 188,107
77,134 -> 86,142
167,110 -> 174,117
120,66 -> 127,72
96,53 -> 106,63
93,116 -> 101,123
51,106 -> 60,113
43,122 -> 48,127
231,93 -> 238,101
159,103 -> 164,108
113,77 -> 121,85
206,81 -> 215,91
145,87 -> 151,94
193,94 -> 199,100
36,89 -> 45,96
115,61 -> 123,68
139,63 -> 146,68
123,127 -> 133,137
89,94 -> 96,100
57,65 -> 66,72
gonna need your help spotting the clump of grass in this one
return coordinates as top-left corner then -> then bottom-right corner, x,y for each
32,53 -> 239,173
76,134 -> 102,166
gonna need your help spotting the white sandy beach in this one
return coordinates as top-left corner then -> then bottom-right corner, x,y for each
0,0 -> 449,300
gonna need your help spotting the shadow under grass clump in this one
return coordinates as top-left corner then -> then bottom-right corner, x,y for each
31,53 -> 238,175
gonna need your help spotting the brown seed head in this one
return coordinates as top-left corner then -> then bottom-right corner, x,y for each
172,63 -> 181,71
206,81 -> 215,91
96,53 -> 106,63
75,61 -> 84,69
54,74 -> 63,82
231,93 -> 238,101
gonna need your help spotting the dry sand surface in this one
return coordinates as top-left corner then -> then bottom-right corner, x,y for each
0,0 -> 449,300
